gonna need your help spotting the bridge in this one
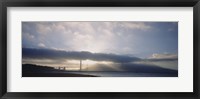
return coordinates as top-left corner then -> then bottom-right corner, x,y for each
57,60 -> 82,71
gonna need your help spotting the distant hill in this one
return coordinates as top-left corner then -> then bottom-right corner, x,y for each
22,64 -> 59,73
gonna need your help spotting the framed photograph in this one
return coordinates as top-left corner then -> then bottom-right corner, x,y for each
0,0 -> 199,99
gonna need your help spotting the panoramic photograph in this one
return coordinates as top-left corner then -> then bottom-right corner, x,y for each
22,21 -> 178,77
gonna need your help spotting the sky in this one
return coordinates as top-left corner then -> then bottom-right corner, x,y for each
22,22 -> 178,71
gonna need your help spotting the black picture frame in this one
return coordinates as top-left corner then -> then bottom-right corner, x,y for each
0,0 -> 199,99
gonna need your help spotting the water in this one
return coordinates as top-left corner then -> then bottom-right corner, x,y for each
63,71 -> 178,77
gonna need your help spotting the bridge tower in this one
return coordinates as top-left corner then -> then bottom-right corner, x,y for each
80,60 -> 82,71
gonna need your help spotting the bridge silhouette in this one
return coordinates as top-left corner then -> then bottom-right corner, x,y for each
57,60 -> 82,71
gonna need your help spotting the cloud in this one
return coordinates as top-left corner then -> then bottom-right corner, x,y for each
38,43 -> 46,48
36,23 -> 52,34
146,53 -> 178,62
22,32 -> 35,40
22,48 -> 141,63
22,48 -> 178,71
120,22 -> 152,30
149,53 -> 178,59
22,22 -> 153,54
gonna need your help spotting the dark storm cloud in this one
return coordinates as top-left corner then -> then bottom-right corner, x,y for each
22,48 -> 141,63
